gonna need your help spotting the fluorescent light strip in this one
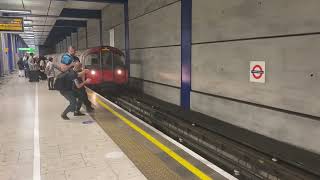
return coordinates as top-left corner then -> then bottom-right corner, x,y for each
0,9 -> 31,14
24,20 -> 33,25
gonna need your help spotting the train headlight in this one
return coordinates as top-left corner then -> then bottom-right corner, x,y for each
91,70 -> 96,75
116,69 -> 123,75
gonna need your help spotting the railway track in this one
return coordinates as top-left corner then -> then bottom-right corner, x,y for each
98,88 -> 320,180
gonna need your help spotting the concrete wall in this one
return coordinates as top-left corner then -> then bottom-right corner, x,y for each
58,41 -> 63,53
1,33 -> 9,75
0,33 -> 3,76
66,36 -> 71,47
61,39 -> 67,52
78,27 -> 87,50
71,32 -> 78,50
101,4 -> 124,49
128,0 -> 181,105
191,0 -> 320,153
87,19 -> 101,48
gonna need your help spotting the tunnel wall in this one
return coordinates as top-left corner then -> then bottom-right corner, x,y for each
61,39 -> 67,52
190,0 -> 320,153
78,27 -> 87,50
71,32 -> 78,50
66,36 -> 71,48
56,41 -> 62,53
101,4 -> 124,49
128,0 -> 181,105
87,19 -> 101,48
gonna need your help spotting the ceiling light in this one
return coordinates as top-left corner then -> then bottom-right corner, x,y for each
24,20 -> 33,25
0,9 -> 31,14
21,36 -> 35,38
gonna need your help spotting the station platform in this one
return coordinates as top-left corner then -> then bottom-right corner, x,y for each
0,75 -> 234,180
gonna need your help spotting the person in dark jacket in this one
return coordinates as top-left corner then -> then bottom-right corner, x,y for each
17,57 -> 24,77
23,53 -> 29,78
60,61 -> 91,120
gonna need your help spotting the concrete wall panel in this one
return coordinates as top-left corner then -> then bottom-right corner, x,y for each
66,36 -> 71,47
78,27 -> 87,50
129,2 -> 181,49
192,35 -> 320,117
191,92 -> 320,154
128,0 -> 179,20
130,46 -> 180,86
71,32 -> 78,49
114,24 -> 125,50
193,0 -> 320,43
102,30 -> 110,46
102,4 -> 124,30
101,4 -> 124,47
144,82 -> 180,105
61,39 -> 67,52
87,19 -> 101,48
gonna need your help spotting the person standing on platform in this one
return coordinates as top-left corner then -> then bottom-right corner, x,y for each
17,56 -> 24,77
23,53 -> 29,78
46,57 -> 55,90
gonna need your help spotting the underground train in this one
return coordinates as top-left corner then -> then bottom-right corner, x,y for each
47,46 -> 128,88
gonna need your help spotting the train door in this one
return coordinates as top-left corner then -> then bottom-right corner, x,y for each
101,48 -> 113,82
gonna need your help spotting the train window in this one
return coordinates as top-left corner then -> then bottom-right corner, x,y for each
101,51 -> 112,68
113,54 -> 125,67
84,53 -> 100,67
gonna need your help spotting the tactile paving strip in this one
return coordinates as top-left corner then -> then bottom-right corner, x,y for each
92,111 -> 182,180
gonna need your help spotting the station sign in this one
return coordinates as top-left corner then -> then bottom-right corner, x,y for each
18,47 -> 35,51
250,61 -> 265,83
0,17 -> 24,32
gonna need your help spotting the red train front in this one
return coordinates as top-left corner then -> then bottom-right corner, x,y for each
80,46 -> 128,88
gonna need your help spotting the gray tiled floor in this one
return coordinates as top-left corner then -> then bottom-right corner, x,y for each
0,76 -> 146,180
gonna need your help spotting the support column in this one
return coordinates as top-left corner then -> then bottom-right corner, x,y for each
180,0 -> 192,110
124,0 -> 130,77
7,34 -> 13,73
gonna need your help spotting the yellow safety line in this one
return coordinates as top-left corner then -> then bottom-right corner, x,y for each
96,98 -> 212,180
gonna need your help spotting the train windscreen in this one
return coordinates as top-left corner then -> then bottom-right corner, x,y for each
84,51 -> 125,69
101,51 -> 125,68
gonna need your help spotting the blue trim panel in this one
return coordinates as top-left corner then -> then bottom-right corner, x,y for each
0,35 -> 2,76
7,34 -> 13,73
124,0 -> 130,77
181,0 -> 192,110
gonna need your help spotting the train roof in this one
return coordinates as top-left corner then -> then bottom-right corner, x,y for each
84,46 -> 124,56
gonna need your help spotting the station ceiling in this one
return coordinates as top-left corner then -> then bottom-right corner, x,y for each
0,0 -> 123,47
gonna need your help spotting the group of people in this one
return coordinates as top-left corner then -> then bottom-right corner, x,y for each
17,53 -> 48,82
57,46 -> 94,120
17,46 -> 94,120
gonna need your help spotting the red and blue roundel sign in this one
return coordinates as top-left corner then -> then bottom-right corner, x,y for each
250,61 -> 265,83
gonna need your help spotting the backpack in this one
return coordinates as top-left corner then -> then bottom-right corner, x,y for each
54,71 -> 69,91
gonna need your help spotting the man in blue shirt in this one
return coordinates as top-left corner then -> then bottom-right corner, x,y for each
60,46 -> 76,72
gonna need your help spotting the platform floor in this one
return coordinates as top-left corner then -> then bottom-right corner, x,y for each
0,75 -> 146,180
0,75 -> 232,180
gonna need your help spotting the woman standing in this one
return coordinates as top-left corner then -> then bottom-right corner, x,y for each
45,57 -> 55,90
